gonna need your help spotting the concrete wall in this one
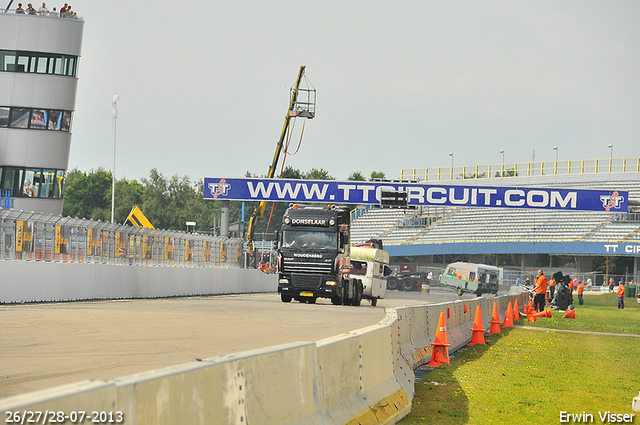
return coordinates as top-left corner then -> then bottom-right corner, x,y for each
0,291 -> 528,424
0,261 -> 276,303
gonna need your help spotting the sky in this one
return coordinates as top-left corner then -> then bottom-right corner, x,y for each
67,1 -> 640,184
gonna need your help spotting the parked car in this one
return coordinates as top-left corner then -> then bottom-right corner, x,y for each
387,272 -> 430,291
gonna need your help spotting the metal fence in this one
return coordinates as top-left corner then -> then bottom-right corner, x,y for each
0,209 -> 244,268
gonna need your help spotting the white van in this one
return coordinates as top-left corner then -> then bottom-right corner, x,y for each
440,262 -> 500,296
349,246 -> 390,306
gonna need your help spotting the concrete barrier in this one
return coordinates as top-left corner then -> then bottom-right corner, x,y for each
0,293 -> 527,424
0,261 -> 276,303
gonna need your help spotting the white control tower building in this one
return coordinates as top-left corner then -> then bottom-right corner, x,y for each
0,7 -> 84,215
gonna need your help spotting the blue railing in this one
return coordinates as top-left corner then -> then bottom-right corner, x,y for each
0,190 -> 14,209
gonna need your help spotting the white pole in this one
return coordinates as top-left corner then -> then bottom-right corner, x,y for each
111,94 -> 120,224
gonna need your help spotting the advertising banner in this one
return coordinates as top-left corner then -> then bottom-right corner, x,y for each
203,177 -> 628,212
114,232 -> 128,258
184,239 -> 193,261
16,221 -> 34,253
87,228 -> 101,256
55,225 -> 69,255
164,237 -> 174,261
203,241 -> 211,262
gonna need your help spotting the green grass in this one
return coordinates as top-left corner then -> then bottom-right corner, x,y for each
399,292 -> 640,425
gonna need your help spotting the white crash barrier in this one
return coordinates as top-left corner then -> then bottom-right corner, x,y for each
0,293 -> 528,424
0,261 -> 276,303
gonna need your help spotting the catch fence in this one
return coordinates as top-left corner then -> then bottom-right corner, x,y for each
0,209 -> 243,268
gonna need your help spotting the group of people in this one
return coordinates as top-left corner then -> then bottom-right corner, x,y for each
529,270 -> 631,311
530,270 -> 587,311
14,2 -> 78,18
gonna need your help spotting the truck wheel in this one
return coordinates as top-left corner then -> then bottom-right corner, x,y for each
281,293 -> 292,303
307,298 -> 316,304
331,295 -> 342,305
352,280 -> 362,306
371,297 -> 378,307
457,287 -> 463,296
387,277 -> 399,291
402,278 -> 417,291
342,280 -> 350,306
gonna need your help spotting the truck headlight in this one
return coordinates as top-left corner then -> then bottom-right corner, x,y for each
325,281 -> 337,286
279,278 -> 289,284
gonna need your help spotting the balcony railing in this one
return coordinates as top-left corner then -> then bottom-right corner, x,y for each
401,158 -> 640,182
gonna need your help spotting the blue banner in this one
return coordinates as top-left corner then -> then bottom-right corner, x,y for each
203,177 -> 628,212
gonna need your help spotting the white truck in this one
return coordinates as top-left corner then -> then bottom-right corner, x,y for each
349,245 -> 391,306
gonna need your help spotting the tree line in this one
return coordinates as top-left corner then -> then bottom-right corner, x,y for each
61,167 -> 386,236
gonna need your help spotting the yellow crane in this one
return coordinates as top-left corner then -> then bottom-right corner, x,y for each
245,66 -> 315,252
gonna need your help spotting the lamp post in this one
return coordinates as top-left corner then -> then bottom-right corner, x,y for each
608,144 -> 613,160
553,146 -> 558,161
500,149 -> 504,176
110,94 -> 119,224
448,152 -> 454,180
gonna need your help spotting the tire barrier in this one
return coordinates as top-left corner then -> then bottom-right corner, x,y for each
0,292 -> 529,424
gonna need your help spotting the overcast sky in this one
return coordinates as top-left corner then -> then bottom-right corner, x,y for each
68,1 -> 640,183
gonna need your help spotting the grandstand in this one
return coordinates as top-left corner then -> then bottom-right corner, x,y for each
350,158 -> 640,277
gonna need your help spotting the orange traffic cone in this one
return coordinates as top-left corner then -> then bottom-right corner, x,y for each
489,301 -> 502,335
502,302 -> 514,328
562,310 -> 575,319
513,299 -> 521,321
530,309 -> 552,318
527,313 -> 537,322
469,306 -> 486,346
427,312 -> 451,366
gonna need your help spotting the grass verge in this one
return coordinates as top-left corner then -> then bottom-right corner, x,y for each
398,292 -> 639,424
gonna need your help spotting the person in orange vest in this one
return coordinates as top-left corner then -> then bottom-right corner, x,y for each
617,281 -> 625,309
577,280 -> 584,305
568,279 -> 574,293
548,277 -> 556,301
531,270 -> 548,312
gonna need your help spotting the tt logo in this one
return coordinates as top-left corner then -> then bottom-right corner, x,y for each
600,191 -> 624,211
209,179 -> 231,199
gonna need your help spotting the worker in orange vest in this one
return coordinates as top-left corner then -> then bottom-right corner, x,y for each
617,282 -> 625,309
577,281 -> 584,305
548,277 -> 556,301
531,270 -> 548,312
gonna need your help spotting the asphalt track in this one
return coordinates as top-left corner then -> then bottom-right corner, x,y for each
0,287 -> 480,399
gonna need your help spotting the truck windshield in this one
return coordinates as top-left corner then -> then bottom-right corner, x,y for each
282,230 -> 337,250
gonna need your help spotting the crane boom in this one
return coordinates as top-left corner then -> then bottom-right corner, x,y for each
246,66 -> 311,252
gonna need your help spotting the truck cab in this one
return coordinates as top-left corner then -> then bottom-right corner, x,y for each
277,204 -> 363,306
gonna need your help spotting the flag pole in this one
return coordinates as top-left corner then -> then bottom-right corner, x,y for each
111,94 -> 119,224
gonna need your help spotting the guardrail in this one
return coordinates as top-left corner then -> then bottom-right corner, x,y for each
401,157 -> 640,182
0,291 -> 528,424
0,209 -> 243,268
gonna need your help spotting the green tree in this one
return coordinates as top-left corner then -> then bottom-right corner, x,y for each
113,178 -> 145,224
62,167 -> 112,220
347,171 -> 366,181
370,171 -> 386,180
303,168 -> 334,180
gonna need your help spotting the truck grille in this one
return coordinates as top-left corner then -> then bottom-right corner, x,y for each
283,260 -> 332,274
291,274 -> 322,289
